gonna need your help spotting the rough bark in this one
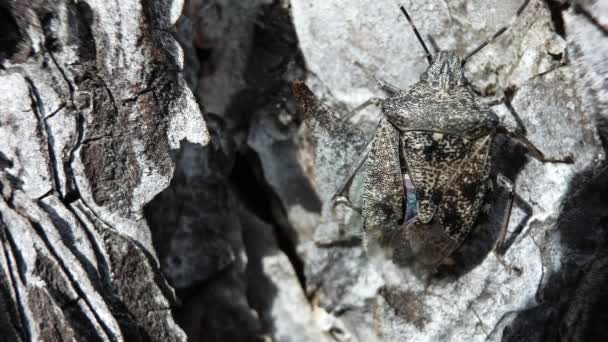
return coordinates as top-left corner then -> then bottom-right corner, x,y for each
2,0 -> 607,341
0,0 -> 207,340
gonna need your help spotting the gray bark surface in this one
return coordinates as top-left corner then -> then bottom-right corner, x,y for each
0,0 -> 207,340
1,0 -> 607,341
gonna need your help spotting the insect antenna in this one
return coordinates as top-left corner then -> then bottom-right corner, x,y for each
426,34 -> 440,54
461,0 -> 530,66
399,5 -> 433,64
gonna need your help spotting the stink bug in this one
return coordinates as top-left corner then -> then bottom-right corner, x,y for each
293,0 -> 573,267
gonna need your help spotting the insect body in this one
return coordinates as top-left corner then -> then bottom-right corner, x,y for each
371,51 -> 501,265
293,1 -> 572,267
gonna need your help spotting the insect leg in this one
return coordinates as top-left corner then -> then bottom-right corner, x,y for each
374,78 -> 402,96
500,193 -> 533,255
494,253 -> 523,275
333,196 -> 362,213
494,173 -> 515,254
331,143 -> 371,202
352,61 -> 403,96
480,97 -> 504,108
341,97 -> 384,123
493,174 -> 533,254
330,118 -> 384,207
496,126 -> 575,163
492,174 -> 533,275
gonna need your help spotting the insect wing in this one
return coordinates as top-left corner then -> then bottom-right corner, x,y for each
400,131 -> 471,223
398,134 -> 492,265
436,134 -> 492,248
362,118 -> 403,242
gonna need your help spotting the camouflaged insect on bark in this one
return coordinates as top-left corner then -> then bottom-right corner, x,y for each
359,51 -> 500,265
293,48 -> 570,267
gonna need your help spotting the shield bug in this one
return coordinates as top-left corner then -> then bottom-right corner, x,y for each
293,0 -> 573,267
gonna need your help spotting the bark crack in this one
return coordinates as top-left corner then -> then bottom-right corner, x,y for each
43,103 -> 66,121
27,218 -> 120,342
64,110 -> 85,204
24,76 -> 63,199
0,217 -> 30,342
48,51 -> 74,103
472,307 -> 490,338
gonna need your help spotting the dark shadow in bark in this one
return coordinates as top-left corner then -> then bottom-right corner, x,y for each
145,2 -> 313,340
0,2 -> 24,65
145,123 -> 265,342
500,163 -> 608,342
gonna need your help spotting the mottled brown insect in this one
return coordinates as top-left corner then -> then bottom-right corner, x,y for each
293,1 -> 573,266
